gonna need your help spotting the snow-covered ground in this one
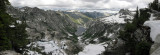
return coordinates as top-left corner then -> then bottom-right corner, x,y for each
144,14 -> 160,41
78,43 -> 108,55
101,14 -> 133,23
9,25 -> 15,28
26,40 -> 67,55
26,50 -> 41,55
144,20 -> 160,41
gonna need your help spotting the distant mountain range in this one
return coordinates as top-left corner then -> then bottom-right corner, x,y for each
47,8 -> 120,14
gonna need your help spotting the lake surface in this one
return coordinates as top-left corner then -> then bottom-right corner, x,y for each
75,27 -> 86,36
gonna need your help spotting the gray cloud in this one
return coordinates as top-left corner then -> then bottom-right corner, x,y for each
104,0 -> 111,3
9,0 -> 154,10
81,0 -> 101,3
119,0 -> 133,2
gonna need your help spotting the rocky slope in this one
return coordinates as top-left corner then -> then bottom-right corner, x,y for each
7,6 -> 81,55
6,6 -> 108,55
77,9 -> 134,55
82,9 -> 133,43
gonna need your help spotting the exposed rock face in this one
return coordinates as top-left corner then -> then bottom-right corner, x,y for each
119,9 -> 132,15
83,19 -> 124,43
150,34 -> 160,55
134,27 -> 152,42
102,39 -> 126,55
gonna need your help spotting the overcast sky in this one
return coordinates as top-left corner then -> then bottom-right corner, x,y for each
9,0 -> 154,10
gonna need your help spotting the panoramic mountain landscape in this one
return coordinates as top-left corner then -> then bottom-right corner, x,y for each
0,0 -> 160,55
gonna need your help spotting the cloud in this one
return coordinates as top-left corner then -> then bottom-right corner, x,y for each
119,0 -> 134,2
103,0 -> 132,8
81,0 -> 102,3
9,0 -> 154,9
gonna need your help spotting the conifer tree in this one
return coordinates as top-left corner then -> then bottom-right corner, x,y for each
0,0 -> 12,51
0,0 -> 28,53
149,0 -> 160,11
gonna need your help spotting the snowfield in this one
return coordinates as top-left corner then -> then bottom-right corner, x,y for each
26,41 -> 67,55
27,50 -> 41,55
78,43 -> 108,55
143,14 -> 160,41
144,20 -> 160,41
101,14 -> 133,23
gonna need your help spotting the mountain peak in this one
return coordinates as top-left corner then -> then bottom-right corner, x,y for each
119,9 -> 131,15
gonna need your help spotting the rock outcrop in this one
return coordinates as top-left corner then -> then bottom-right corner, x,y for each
150,34 -> 160,55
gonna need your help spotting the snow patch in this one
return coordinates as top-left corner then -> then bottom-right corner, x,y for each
144,20 -> 160,41
143,13 -> 160,41
9,25 -> 15,28
78,43 -> 108,55
93,38 -> 99,42
20,9 -> 25,12
103,32 -> 108,36
101,14 -> 133,23
149,14 -> 156,21
108,33 -> 114,38
37,41 -> 59,53
26,50 -> 41,55
26,40 -> 67,55
68,33 -> 73,36
16,20 -> 22,24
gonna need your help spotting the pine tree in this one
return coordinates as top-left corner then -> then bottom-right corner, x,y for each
0,0 -> 28,53
132,6 -> 139,27
149,0 -> 160,11
0,0 -> 12,51
12,21 -> 28,53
